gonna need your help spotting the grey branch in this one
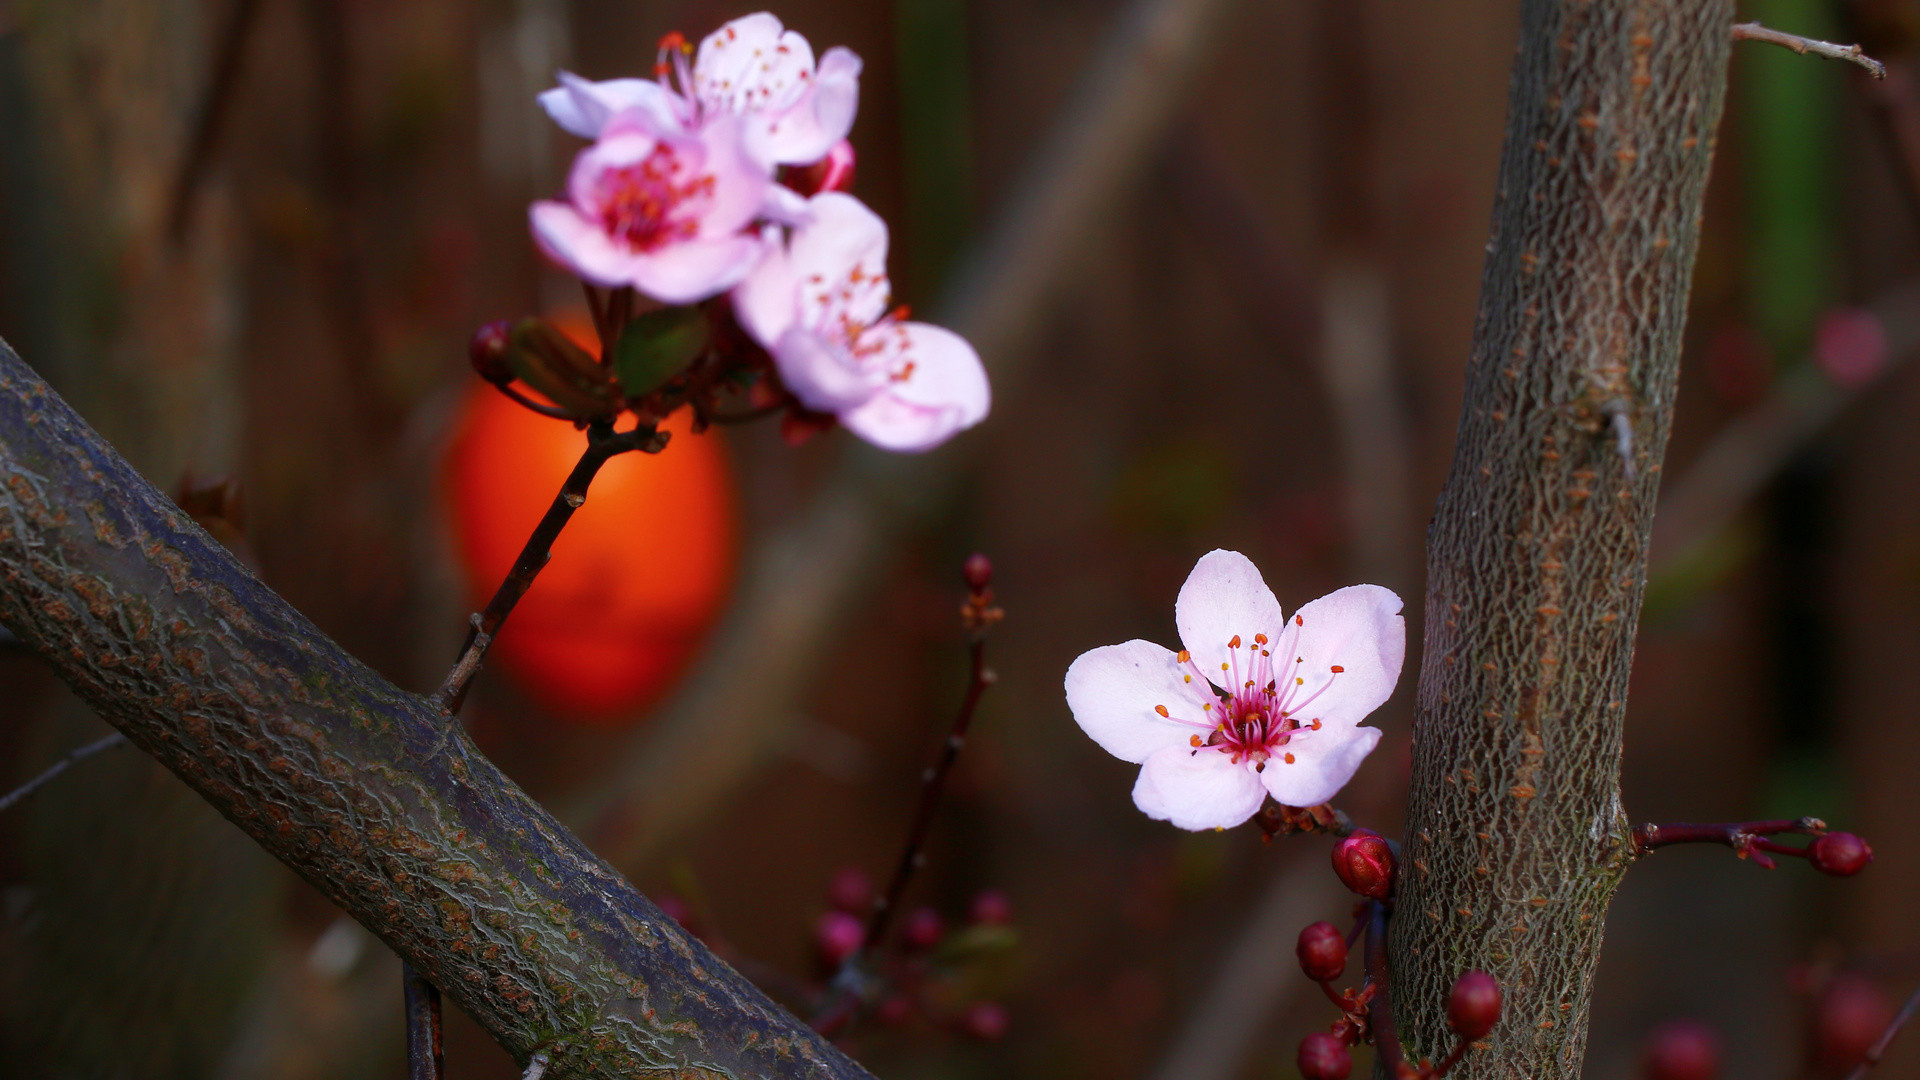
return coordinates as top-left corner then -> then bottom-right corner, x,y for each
0,730 -> 129,813
522,1051 -> 551,1080
0,336 -> 873,1079
1732,21 -> 1887,79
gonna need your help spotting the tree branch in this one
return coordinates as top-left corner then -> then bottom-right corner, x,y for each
0,730 -> 128,813
1392,2 -> 1733,1074
0,336 -> 873,1079
1732,21 -> 1886,80
1843,982 -> 1920,1080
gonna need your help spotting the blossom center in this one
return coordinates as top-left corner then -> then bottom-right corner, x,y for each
1159,620 -> 1347,771
805,267 -> 918,384
594,144 -> 716,252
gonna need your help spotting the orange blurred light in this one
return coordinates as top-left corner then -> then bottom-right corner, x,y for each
441,380 -> 736,723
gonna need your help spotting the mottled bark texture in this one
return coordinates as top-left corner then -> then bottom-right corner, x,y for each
1390,3 -> 1731,1078
0,338 -> 874,1080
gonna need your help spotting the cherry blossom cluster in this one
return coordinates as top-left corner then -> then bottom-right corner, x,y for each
516,12 -> 988,452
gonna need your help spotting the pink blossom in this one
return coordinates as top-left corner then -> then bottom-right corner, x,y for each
528,112 -> 773,303
539,13 -> 861,169
732,192 -> 989,452
1064,550 -> 1403,831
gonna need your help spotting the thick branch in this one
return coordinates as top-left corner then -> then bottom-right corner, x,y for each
1392,3 -> 1733,1076
0,337 -> 873,1079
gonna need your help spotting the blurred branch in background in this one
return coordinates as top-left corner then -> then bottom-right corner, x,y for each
165,0 -> 261,245
0,731 -> 128,814
567,0 -> 1249,866
1648,278 -> 1920,575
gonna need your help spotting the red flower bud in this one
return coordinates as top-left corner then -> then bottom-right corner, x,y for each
469,320 -> 514,385
1447,970 -> 1502,1041
1331,829 -> 1395,900
903,906 -> 945,951
826,866 -> 873,913
961,1001 -> 1009,1041
814,911 -> 864,966
963,552 -> 994,591
1814,974 -> 1894,1071
969,888 -> 1014,926
1296,921 -> 1349,983
779,139 -> 858,197
1808,832 -> 1873,877
1640,1019 -> 1720,1080
1297,1032 -> 1353,1080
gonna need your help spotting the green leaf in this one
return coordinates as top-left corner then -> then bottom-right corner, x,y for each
612,305 -> 709,397
505,318 -> 618,418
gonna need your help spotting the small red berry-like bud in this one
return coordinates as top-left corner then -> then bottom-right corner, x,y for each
1331,829 -> 1396,900
963,552 -> 994,591
469,320 -> 515,385
969,889 -> 1013,925
814,911 -> 864,966
903,906 -> 945,951
1447,970 -> 1502,1041
1296,921 -> 1348,983
1808,832 -> 1873,877
1814,973 -> 1895,1071
1640,1019 -> 1720,1080
961,1001 -> 1009,1041
826,866 -> 873,913
1297,1032 -> 1353,1080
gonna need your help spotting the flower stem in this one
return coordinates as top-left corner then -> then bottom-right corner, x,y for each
1630,817 -> 1826,866
812,558 -> 1002,1035
403,962 -> 444,1080
432,419 -> 668,715
1365,899 -> 1417,1079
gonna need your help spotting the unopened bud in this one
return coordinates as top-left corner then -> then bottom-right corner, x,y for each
1808,832 -> 1873,877
903,906 -> 945,951
963,552 -> 993,591
1814,973 -> 1895,1071
1641,1019 -> 1720,1080
1331,829 -> 1395,900
826,866 -> 873,913
469,320 -> 514,385
814,911 -> 864,967
969,889 -> 1013,926
1447,970 -> 1502,1041
961,1001 -> 1009,1041
1297,1032 -> 1353,1080
1295,921 -> 1348,983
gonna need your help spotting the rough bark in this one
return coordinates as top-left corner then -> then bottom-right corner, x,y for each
1390,3 -> 1731,1077
0,337 -> 873,1080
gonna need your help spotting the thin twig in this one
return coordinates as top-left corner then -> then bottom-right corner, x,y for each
522,1050 -> 551,1080
1365,900 -> 1415,1079
812,563 -> 1001,1035
0,732 -> 129,814
1843,982 -> 1920,1080
1732,21 -> 1886,79
402,963 -> 444,1080
166,0 -> 264,244
1630,817 -> 1826,868
433,420 -> 668,715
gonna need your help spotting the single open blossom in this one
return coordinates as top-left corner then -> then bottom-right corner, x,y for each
1064,550 -> 1403,831
732,192 -> 990,452
539,13 -> 861,169
529,111 -> 773,303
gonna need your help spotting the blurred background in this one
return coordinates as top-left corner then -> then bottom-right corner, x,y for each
0,0 -> 1916,1077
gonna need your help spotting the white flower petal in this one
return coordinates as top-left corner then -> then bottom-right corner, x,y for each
838,323 -> 989,452
786,192 -> 891,329
732,227 -> 799,347
748,45 -> 863,166
1064,640 -> 1209,764
1132,745 -> 1267,831
1175,550 -> 1285,676
770,325 -> 884,412
1275,584 -> 1404,730
541,72 -> 680,139
1259,724 -> 1383,808
624,234 -> 770,306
